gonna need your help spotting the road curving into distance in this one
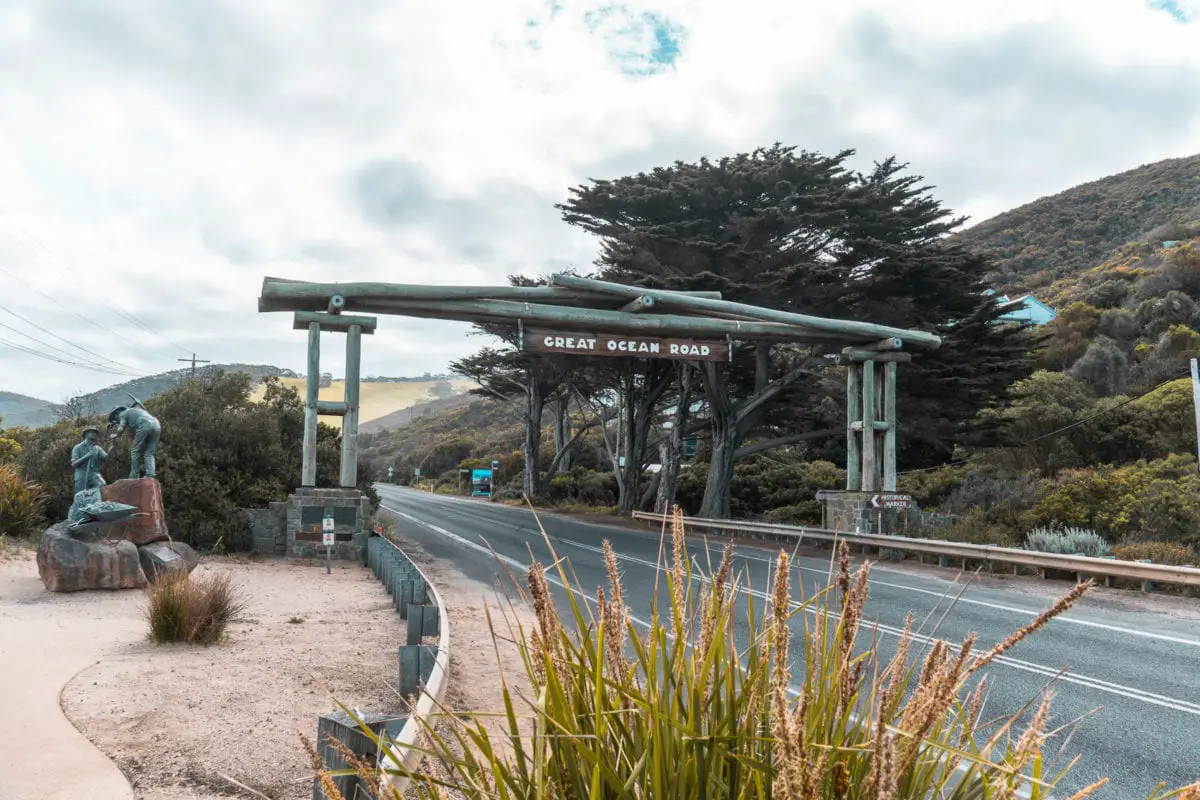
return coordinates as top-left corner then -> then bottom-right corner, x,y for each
376,484 -> 1200,799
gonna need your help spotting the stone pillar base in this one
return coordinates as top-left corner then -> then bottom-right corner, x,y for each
819,490 -> 913,535
286,488 -> 370,560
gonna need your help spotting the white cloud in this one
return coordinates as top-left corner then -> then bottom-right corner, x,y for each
0,0 -> 1198,402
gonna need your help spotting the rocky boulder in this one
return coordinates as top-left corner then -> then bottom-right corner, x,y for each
138,541 -> 199,583
101,478 -> 169,546
37,521 -> 148,592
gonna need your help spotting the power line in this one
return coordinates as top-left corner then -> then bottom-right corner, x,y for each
0,301 -> 143,373
0,317 -> 142,376
0,211 -> 194,356
0,335 -> 144,377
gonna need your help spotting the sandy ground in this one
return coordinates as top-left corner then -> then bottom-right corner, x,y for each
0,534 -> 536,800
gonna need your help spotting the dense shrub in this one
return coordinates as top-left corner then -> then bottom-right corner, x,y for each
1032,455 -> 1200,548
546,467 -> 618,506
0,466 -> 46,538
1111,541 -> 1198,566
1024,526 -> 1110,557
145,570 -> 246,645
5,372 -> 378,550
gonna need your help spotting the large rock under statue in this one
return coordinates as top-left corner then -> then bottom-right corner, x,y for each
101,478 -> 169,545
138,541 -> 199,583
37,521 -> 148,592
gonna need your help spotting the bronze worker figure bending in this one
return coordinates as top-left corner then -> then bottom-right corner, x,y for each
108,400 -> 162,479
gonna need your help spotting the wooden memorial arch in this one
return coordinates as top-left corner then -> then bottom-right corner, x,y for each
258,274 -> 942,536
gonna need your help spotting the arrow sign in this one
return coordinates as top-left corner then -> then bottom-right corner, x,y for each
870,494 -> 912,509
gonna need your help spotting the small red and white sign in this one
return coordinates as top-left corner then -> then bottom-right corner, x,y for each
322,531 -> 335,546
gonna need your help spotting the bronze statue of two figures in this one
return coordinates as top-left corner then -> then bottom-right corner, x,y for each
70,397 -> 162,490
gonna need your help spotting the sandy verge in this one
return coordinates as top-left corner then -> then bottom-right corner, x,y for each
62,556 -> 410,799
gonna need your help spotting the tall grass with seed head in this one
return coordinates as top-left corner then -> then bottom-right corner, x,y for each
145,570 -> 245,645
314,509 -> 1200,800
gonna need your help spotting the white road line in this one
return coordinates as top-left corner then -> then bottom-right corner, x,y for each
382,501 -> 1035,797
382,488 -> 1200,650
554,536 -> 1200,717
384,495 -> 1200,718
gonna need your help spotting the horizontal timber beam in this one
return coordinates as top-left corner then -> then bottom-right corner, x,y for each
260,277 -> 722,312
621,296 -> 655,313
337,298 -> 884,344
316,400 -> 349,416
835,349 -> 913,364
293,311 -> 378,334
550,273 -> 942,350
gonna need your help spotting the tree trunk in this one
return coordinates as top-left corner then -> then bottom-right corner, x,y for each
617,366 -> 672,514
699,404 -> 738,519
655,366 -> 693,514
552,394 -> 573,474
523,371 -> 544,499
697,349 -> 821,519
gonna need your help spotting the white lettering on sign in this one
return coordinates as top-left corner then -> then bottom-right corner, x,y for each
546,335 -> 595,350
669,343 -> 712,356
606,339 -> 661,354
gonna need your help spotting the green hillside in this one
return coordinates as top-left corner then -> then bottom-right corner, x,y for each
953,152 -> 1200,293
359,397 -> 526,484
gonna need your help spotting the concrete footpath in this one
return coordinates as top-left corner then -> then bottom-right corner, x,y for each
0,553 -> 140,800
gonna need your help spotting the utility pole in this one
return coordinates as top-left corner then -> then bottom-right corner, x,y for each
1191,358 -> 1200,473
177,353 -> 211,379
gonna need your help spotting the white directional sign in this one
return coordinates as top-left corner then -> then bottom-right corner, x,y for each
322,516 -> 335,532
870,493 -> 912,509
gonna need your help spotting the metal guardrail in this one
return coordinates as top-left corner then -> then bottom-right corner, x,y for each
631,512 -> 1200,590
357,532 -> 451,796
316,532 -> 449,799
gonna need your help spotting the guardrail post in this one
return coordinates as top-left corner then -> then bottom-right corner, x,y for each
398,644 -> 438,698
406,605 -> 438,645
1138,560 -> 1154,593
397,578 -> 413,617
937,555 -> 948,568
313,710 -> 407,800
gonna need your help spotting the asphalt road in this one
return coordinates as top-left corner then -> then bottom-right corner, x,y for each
376,485 -> 1200,799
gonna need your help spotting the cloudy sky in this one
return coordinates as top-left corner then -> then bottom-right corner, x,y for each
1,0 -> 1198,402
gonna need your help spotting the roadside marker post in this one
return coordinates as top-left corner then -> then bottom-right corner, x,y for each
322,514 -> 335,574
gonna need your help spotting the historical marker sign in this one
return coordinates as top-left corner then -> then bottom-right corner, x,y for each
523,328 -> 729,362
870,493 -> 911,509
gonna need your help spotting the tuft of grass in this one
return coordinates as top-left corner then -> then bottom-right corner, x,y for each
0,466 -> 46,539
145,570 -> 246,645
315,509 -> 1200,799
288,616 -> 305,624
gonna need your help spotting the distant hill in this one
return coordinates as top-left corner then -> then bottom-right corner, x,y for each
359,391 -> 476,434
0,364 -> 299,430
952,152 -> 1200,293
248,377 -> 476,431
0,391 -> 57,429
359,397 -> 525,479
79,364 -> 300,417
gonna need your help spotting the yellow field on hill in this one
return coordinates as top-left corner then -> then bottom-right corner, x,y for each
249,378 -> 476,430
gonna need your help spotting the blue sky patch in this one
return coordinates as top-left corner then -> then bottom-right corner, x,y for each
583,5 -> 684,75
1150,0 -> 1191,22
